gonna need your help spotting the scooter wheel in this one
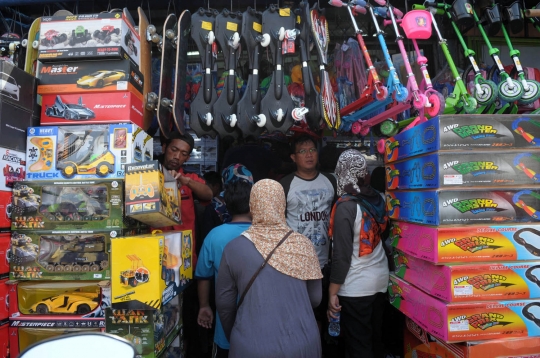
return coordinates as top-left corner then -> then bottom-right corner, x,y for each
379,119 -> 399,137
376,86 -> 388,101
498,79 -> 523,102
462,96 -> 478,114
426,92 -> 445,117
518,80 -> 540,105
351,121 -> 362,135
377,138 -> 387,154
21,39 -> 28,47
475,80 -> 498,105
394,86 -> 409,103
413,93 -> 427,110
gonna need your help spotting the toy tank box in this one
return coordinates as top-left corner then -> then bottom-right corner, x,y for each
8,230 -> 117,281
386,150 -> 540,190
393,250 -> 540,302
0,60 -> 37,112
384,115 -> 540,163
111,231 -> 192,311
0,191 -> 12,229
386,188 -> 540,226
390,221 -> 540,264
0,234 -> 9,277
0,148 -> 25,191
125,161 -> 181,228
10,180 -> 125,231
0,101 -> 39,152
25,124 -> 153,181
106,294 -> 182,358
38,12 -> 141,66
389,274 -> 540,342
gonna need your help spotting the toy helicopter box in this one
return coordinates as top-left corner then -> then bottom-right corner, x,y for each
8,230 -> 118,281
106,294 -> 182,358
125,161 -> 181,228
386,188 -> 540,226
390,221 -> 540,264
384,115 -> 540,163
393,250 -> 540,302
386,151 -> 540,190
25,124 -> 153,181
111,231 -> 191,311
0,101 -> 38,152
0,60 -> 37,112
10,180 -> 125,231
389,274 -> 540,342
38,12 -> 141,66
0,148 -> 26,191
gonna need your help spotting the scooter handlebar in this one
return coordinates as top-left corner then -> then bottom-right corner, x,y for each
328,0 -> 346,7
383,17 -> 402,26
392,7 -> 403,19
412,4 -> 445,15
353,5 -> 367,15
373,0 -> 387,6
525,9 -> 540,17
351,0 -> 368,7
373,6 -> 389,18
412,4 -> 425,9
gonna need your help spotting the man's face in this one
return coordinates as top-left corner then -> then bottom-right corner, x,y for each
163,139 -> 191,171
291,141 -> 318,171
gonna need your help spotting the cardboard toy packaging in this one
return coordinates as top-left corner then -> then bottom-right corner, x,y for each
0,234 -> 9,277
0,322 -> 7,358
0,60 -> 37,112
386,188 -> 540,226
0,148 -> 26,191
0,191 -> 12,229
393,250 -> 540,302
25,124 -> 152,181
0,279 -> 7,322
384,115 -> 540,163
0,102 -> 38,152
386,151 -> 540,190
390,221 -> 540,264
38,12 -> 140,66
389,274 -> 540,342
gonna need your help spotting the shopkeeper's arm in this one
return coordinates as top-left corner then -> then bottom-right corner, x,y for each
172,171 -> 213,201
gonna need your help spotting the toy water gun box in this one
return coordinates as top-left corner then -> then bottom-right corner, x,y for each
25,124 -> 153,181
390,221 -> 540,264
393,250 -> 540,302
384,115 -> 540,163
389,274 -> 540,342
386,188 -> 540,226
386,150 -> 540,190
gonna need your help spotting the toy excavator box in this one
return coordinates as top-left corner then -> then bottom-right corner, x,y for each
125,161 -> 181,228
112,231 -> 187,310
25,123 -> 153,181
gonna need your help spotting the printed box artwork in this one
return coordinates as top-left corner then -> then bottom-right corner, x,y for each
38,12 -> 140,66
393,250 -> 540,302
0,101 -> 38,152
386,189 -> 540,226
390,221 -> 540,264
25,124 -> 152,181
384,115 -> 540,163
0,60 -> 36,112
0,191 -> 12,229
0,323 -> 7,358
0,234 -> 9,277
0,148 -> 26,191
389,274 -> 540,342
0,279 -> 7,322
386,151 -> 540,190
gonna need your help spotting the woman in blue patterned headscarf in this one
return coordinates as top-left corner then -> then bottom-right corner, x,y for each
212,163 -> 254,223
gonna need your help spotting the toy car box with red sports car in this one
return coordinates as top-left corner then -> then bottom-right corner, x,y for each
38,12 -> 140,66
0,148 -> 25,191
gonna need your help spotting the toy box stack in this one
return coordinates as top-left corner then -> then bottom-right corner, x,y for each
385,114 -> 540,348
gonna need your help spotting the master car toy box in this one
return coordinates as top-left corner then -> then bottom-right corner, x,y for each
386,188 -> 540,226
390,221 -> 540,264
386,151 -> 540,190
38,12 -> 140,66
384,115 -> 540,163
10,180 -> 125,231
25,124 -> 152,181
393,250 -> 540,302
125,161 -> 181,228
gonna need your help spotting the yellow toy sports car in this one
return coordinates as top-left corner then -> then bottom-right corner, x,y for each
30,291 -> 99,315
76,70 -> 127,88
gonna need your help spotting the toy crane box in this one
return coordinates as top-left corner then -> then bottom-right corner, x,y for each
125,161 -> 181,228
8,230 -> 117,281
25,124 -> 153,181
111,231 -> 192,311
390,221 -> 540,264
393,250 -> 540,302
10,180 -> 125,231
38,12 -> 140,66
384,115 -> 540,163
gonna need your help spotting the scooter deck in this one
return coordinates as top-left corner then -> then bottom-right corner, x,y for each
156,14 -> 177,140
24,17 -> 41,75
189,7 -> 219,138
172,10 -> 191,134
211,9 -> 243,140
138,7 -> 153,131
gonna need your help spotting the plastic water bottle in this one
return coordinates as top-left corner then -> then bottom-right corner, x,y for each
328,312 -> 340,337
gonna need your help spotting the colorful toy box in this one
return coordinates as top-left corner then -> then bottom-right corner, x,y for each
0,234 -> 9,277
0,148 -> 26,191
38,12 -> 140,66
391,221 -> 540,264
0,60 -> 37,113
394,250 -> 540,302
106,294 -> 182,358
386,151 -> 540,190
0,279 -> 7,322
389,274 -> 540,342
25,124 -> 152,181
384,115 -> 540,163
386,188 -> 540,226
10,180 -> 125,231
0,191 -> 12,229
0,101 -> 38,152
0,322 -> 7,358
111,231 -> 192,310
125,161 -> 181,227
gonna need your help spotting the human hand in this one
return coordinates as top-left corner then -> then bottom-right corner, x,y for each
327,294 -> 341,321
169,170 -> 191,186
197,306 -> 214,329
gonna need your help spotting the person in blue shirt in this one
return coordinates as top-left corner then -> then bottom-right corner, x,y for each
195,163 -> 254,358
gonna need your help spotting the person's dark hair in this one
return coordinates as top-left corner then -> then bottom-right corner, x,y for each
224,180 -> 252,216
163,131 -> 195,153
370,166 -> 386,192
203,171 -> 222,188
290,134 -> 317,155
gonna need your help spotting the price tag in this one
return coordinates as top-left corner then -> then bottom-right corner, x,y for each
449,319 -> 470,331
454,284 -> 473,296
